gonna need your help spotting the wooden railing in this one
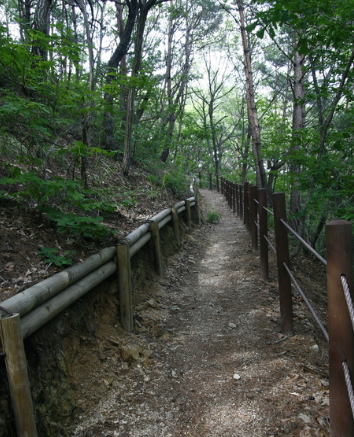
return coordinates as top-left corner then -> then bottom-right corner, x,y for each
218,177 -> 354,437
0,191 -> 200,437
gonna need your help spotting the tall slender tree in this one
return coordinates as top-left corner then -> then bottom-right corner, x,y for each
122,0 -> 169,176
235,0 -> 266,188
103,0 -> 139,152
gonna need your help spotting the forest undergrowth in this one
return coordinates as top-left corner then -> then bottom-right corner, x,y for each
0,153 -> 191,302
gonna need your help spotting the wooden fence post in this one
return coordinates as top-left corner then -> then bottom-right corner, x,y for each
239,184 -> 243,218
248,184 -> 254,233
220,177 -> 223,194
326,220 -> 354,437
216,175 -> 220,192
117,243 -> 133,332
229,182 -> 234,210
196,191 -> 201,225
0,313 -> 38,437
171,208 -> 180,246
232,183 -> 236,213
258,188 -> 269,280
150,221 -> 163,277
235,184 -> 239,216
250,185 -> 258,251
272,192 -> 293,335
243,182 -> 249,227
209,173 -> 212,190
185,199 -> 192,229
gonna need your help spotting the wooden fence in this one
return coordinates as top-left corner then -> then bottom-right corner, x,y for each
217,176 -> 354,437
0,191 -> 199,437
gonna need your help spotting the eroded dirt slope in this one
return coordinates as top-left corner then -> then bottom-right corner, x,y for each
72,189 -> 330,437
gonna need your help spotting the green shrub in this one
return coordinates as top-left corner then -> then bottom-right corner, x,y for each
39,247 -> 74,267
0,165 -> 118,239
206,209 -> 222,224
44,207 -> 111,239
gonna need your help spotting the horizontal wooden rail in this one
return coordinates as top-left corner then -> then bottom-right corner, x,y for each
20,262 -> 117,339
0,196 -> 196,338
0,189 -> 199,437
0,246 -> 116,318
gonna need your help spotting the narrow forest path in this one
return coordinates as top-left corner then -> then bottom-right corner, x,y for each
74,189 -> 329,437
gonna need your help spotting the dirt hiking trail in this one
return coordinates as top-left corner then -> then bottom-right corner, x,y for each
74,189 -> 330,437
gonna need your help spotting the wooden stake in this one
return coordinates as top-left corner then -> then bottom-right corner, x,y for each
232,183 -> 236,214
239,184 -> 243,218
250,185 -> 258,251
326,220 -> 354,437
194,187 -> 201,225
258,188 -> 269,280
273,192 -> 293,335
185,199 -> 192,229
0,313 -> 38,437
150,221 -> 163,277
171,208 -> 180,246
236,184 -> 240,216
243,182 -> 249,227
117,244 -> 133,332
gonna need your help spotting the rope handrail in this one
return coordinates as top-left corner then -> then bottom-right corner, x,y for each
283,262 -> 329,341
341,275 -> 354,332
264,235 -> 276,254
219,178 -> 354,433
263,206 -> 274,216
280,218 -> 327,266
342,361 -> 354,419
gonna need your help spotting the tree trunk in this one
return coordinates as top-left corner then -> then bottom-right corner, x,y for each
311,214 -> 327,249
81,125 -> 89,189
103,0 -> 138,152
32,0 -> 52,59
122,0 -> 165,175
117,2 -> 128,160
17,0 -> 32,43
71,5 -> 80,80
77,0 -> 95,188
236,0 -> 266,189
94,1 -> 107,85
289,48 -> 305,229
159,0 -> 173,163
160,0 -> 192,162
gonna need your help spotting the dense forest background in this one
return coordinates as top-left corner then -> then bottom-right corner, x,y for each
1,0 -> 354,255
